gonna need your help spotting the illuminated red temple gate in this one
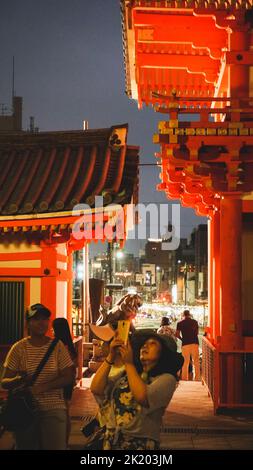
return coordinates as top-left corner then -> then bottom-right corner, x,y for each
121,0 -> 253,412
0,126 -> 139,364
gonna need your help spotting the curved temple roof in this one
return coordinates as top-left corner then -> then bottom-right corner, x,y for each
0,125 -> 139,217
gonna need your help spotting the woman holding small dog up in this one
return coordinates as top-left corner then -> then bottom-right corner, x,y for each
91,328 -> 183,450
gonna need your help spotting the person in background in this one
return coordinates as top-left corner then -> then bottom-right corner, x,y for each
157,316 -> 177,352
90,330 -> 184,450
176,309 -> 200,381
52,317 -> 77,447
157,317 -> 176,339
1,304 -> 75,450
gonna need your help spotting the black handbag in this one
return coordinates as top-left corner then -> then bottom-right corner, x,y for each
84,427 -> 105,450
81,417 -> 105,450
1,338 -> 58,432
1,388 -> 36,432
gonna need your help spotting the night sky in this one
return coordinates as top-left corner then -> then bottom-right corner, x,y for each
0,0 -> 207,254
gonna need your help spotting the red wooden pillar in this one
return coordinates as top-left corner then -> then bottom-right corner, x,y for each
213,211 -> 221,342
83,245 -> 90,342
220,197 -> 243,403
227,20 -> 249,342
208,212 -> 221,344
41,245 -> 57,323
220,198 -> 242,345
208,218 -> 214,339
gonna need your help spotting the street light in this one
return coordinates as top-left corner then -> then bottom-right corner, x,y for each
177,260 -> 187,304
156,266 -> 161,297
116,251 -> 124,274
77,263 -> 84,280
172,284 -> 177,303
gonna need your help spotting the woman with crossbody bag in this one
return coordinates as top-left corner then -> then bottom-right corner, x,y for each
1,304 -> 75,450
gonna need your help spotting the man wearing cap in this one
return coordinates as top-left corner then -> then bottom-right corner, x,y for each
1,303 -> 75,449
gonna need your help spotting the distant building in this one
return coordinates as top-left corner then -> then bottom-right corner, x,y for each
194,224 -> 208,300
89,245 -> 139,298
175,237 -> 195,304
145,238 -> 175,296
135,263 -> 156,302
0,96 -> 22,132
142,224 -> 207,304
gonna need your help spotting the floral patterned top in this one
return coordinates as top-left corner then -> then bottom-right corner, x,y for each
94,366 -> 176,449
157,325 -> 176,339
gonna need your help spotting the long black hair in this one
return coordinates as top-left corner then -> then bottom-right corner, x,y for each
52,318 -> 77,359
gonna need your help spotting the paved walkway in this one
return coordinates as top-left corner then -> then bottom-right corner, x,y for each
1,379 -> 253,450
69,379 -> 253,450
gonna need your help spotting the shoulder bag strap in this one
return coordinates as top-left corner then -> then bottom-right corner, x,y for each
30,338 -> 59,385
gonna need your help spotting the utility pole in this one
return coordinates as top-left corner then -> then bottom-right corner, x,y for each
184,267 -> 187,305
107,242 -> 113,284
12,56 -> 15,101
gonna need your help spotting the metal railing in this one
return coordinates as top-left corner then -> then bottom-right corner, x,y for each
201,336 -> 218,410
219,351 -> 253,409
202,337 -> 253,412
